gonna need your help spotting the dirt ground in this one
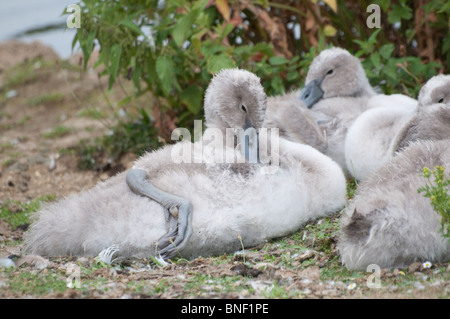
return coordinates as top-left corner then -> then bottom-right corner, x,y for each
0,41 -> 449,300
0,41 -> 116,202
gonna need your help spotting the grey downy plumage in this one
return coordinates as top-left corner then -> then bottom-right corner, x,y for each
338,101 -> 450,270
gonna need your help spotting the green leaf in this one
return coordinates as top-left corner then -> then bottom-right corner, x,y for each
180,85 -> 203,114
219,22 -> 235,42
201,43 -> 227,56
120,19 -> 146,38
207,54 -> 235,74
286,71 -> 299,82
233,45 -> 254,58
192,0 -> 210,10
378,0 -> 390,12
367,28 -> 382,44
387,4 -> 412,24
117,96 -> 132,108
81,30 -> 96,69
438,1 -> 450,14
173,10 -> 198,47
443,34 -> 450,54
108,44 -> 122,88
269,56 -> 289,66
132,64 -> 142,91
270,76 -> 285,95
379,44 -> 395,59
156,56 -> 175,94
370,52 -> 381,69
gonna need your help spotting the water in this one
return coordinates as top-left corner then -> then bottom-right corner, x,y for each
0,0 -> 80,58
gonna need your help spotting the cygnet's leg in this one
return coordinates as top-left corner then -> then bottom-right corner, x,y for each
126,168 -> 193,259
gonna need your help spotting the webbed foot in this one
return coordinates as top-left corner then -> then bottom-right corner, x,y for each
126,168 -> 193,259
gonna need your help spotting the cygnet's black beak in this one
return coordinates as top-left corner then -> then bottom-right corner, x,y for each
243,116 -> 253,131
240,116 -> 259,163
299,79 -> 324,109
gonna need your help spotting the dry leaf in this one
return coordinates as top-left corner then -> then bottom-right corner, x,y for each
305,6 -> 319,47
215,0 -> 230,22
296,250 -> 317,262
247,4 -> 293,59
297,266 -> 320,281
0,220 -> 12,237
322,0 -> 338,13
16,255 -> 50,269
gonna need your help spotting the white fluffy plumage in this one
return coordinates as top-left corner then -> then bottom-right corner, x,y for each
345,74 -> 449,181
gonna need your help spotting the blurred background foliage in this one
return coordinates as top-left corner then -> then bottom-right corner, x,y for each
71,0 -> 449,164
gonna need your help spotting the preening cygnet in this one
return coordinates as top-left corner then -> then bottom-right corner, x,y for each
126,68 -> 267,257
337,102 -> 450,270
345,74 -> 450,181
24,69 -> 347,261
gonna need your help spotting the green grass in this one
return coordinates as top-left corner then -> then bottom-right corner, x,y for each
1,177 -> 448,299
43,126 -> 75,139
1,152 -> 20,168
0,195 -> 56,230
26,92 -> 65,106
3,58 -> 54,89
262,281 -> 303,299
4,268 -> 68,295
4,63 -> 39,88
17,116 -> 31,125
182,273 -> 252,297
346,178 -> 358,200
77,108 -> 107,120
319,255 -> 365,282
0,142 -> 13,152
0,115 -> 32,133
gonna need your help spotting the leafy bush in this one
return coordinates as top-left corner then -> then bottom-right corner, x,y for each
70,0 -> 449,157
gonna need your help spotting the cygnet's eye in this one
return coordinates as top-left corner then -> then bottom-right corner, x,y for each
438,98 -> 444,103
241,105 -> 247,113
326,69 -> 334,75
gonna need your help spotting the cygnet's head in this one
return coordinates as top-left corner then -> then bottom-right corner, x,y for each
299,47 -> 375,108
204,68 -> 267,132
418,74 -> 450,107
395,102 -> 450,152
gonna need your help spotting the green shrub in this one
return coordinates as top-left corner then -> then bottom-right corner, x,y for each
69,0 -> 448,159
418,166 -> 450,240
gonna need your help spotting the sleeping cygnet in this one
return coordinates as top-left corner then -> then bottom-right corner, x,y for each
344,74 -> 450,181
23,68 -> 347,261
295,47 -> 381,176
266,47 -> 396,176
337,102 -> 450,270
263,92 -> 327,152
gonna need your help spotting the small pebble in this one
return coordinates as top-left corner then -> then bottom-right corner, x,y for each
6,90 -> 17,99
0,258 -> 16,268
